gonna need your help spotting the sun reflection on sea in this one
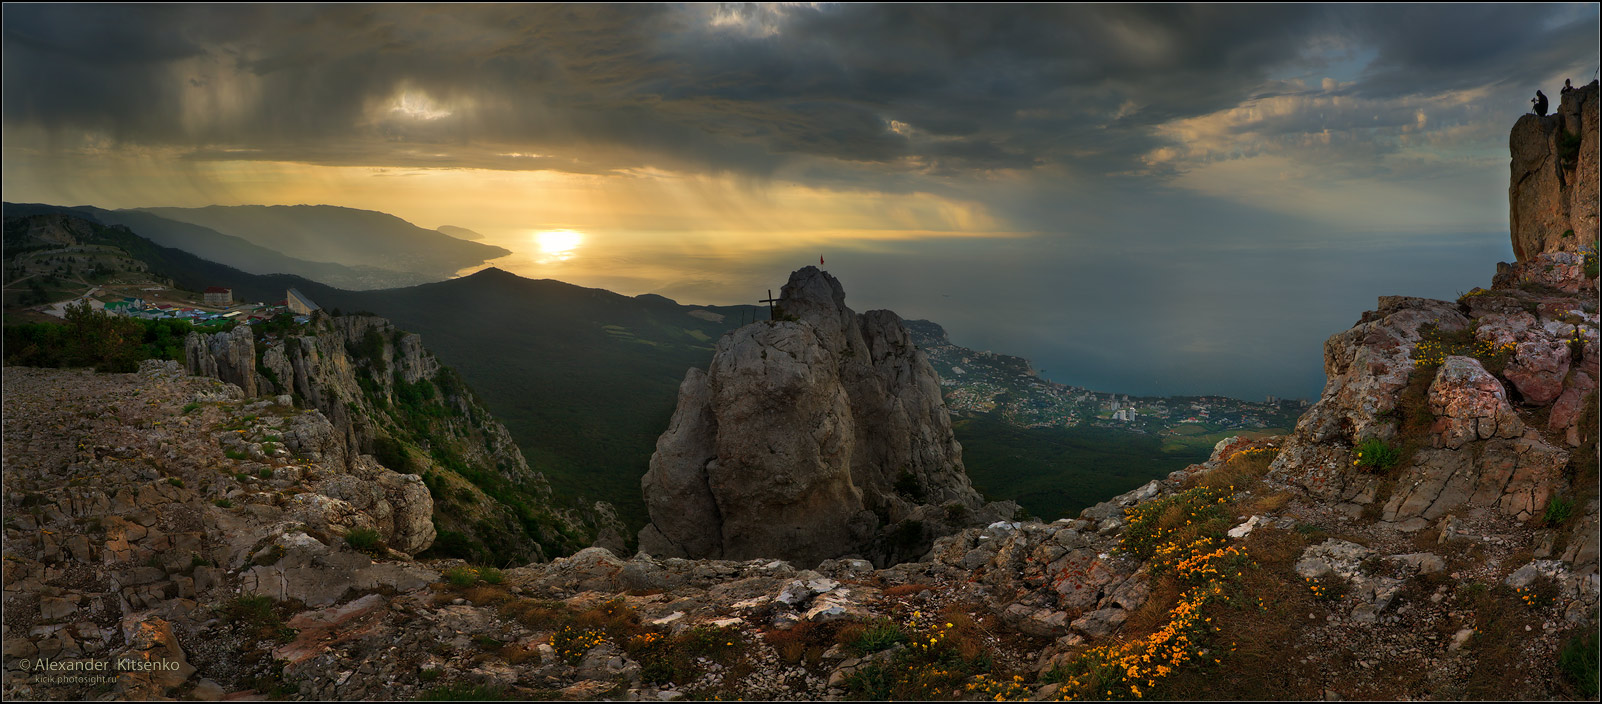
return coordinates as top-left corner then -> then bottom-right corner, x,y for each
534,229 -> 584,262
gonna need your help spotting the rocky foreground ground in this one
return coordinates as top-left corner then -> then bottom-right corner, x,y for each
2,343 -> 1597,700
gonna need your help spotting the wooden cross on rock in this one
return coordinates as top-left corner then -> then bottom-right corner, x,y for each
758,289 -> 779,319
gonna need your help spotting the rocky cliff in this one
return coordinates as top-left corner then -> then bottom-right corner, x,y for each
4,102 -> 1600,702
2,363 -> 441,699
640,267 -> 1016,567
1259,95 -> 1600,578
185,312 -> 624,566
6,359 -> 1596,700
1510,79 -> 1599,260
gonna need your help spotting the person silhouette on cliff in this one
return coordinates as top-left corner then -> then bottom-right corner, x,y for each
1562,79 -> 1574,95
1532,90 -> 1549,116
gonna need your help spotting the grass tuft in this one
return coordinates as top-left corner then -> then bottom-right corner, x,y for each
1352,437 -> 1401,472
344,527 -> 385,555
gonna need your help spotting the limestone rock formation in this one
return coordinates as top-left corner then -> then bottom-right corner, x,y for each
1,362 -> 440,698
1509,79 -> 1599,260
1268,280 -> 1594,529
640,267 -> 1008,567
8,360 -> 1596,701
1428,356 -> 1524,449
184,325 -> 258,398
1268,97 -> 1600,532
185,312 -> 624,565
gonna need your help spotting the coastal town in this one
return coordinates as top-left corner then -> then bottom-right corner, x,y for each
904,319 -> 1307,437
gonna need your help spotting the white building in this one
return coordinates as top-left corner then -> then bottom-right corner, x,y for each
286,288 -> 320,315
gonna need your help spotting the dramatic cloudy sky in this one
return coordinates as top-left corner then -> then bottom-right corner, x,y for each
4,4 -> 1598,399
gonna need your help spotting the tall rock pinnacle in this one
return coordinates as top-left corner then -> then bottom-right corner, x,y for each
638,267 -> 1001,567
1508,79 -> 1599,260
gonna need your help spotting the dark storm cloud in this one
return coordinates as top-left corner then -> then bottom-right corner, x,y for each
2,4 -> 1597,181
1331,4 -> 1599,98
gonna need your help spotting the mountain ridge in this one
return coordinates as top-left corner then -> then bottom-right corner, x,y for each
136,204 -> 510,280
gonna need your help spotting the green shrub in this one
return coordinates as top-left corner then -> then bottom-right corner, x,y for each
182,402 -> 201,414
1559,621 -> 1600,698
417,667 -> 443,683
1545,496 -> 1575,526
166,477 -> 185,489
843,662 -> 896,700
894,471 -> 927,502
370,434 -> 411,472
443,566 -> 479,588
2,302 -> 145,372
221,595 -> 293,641
1411,324 -> 1518,373
224,449 -> 249,461
1352,438 -> 1401,472
345,527 -> 385,555
1559,131 -> 1584,166
478,567 -> 505,585
213,498 -> 233,508
258,467 -> 273,479
942,501 -> 971,521
845,619 -> 908,655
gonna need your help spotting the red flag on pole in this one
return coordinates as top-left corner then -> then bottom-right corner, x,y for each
820,255 -> 825,266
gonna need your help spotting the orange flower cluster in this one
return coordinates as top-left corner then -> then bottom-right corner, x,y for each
1119,486 -> 1235,561
1171,541 -> 1251,583
1041,483 -> 1255,700
966,673 -> 1033,701
1514,586 -> 1550,608
1305,576 -> 1341,601
628,632 -> 663,649
551,626 -> 606,664
1049,582 -> 1229,700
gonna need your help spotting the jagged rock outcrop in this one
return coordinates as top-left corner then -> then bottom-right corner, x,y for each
1269,98 -> 1600,533
8,368 -> 1596,701
1291,296 -> 1469,450
1269,286 -> 1594,529
640,267 -> 1011,567
186,312 -> 624,565
1,362 -> 439,698
1509,79 -> 1599,260
251,315 -> 516,480
184,325 -> 258,397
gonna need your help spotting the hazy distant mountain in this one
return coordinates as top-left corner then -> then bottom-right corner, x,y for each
1,203 -> 435,290
138,204 -> 509,279
436,225 -> 485,241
